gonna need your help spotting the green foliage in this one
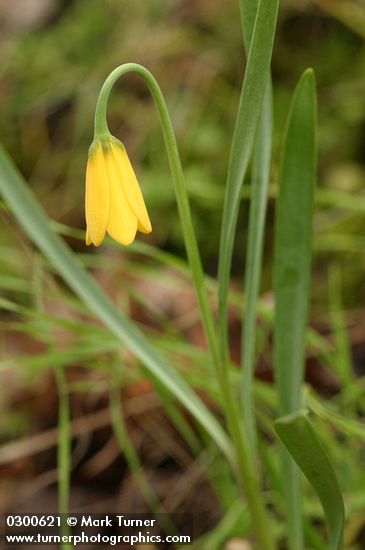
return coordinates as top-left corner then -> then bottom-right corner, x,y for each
274,68 -> 317,549
1,1 -> 365,549
275,411 -> 344,550
0,146 -> 233,464
274,69 -> 317,415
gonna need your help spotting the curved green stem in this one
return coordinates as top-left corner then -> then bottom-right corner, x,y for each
93,63 -> 273,549
95,63 -> 219,368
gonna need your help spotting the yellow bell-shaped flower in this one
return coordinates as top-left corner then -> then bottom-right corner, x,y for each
85,136 -> 152,247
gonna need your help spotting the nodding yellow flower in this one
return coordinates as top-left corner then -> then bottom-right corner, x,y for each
85,136 -> 152,247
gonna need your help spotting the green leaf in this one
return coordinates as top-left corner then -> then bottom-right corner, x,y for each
275,411 -> 345,550
241,83 -> 273,446
0,145 -> 234,466
218,0 -> 279,363
306,390 -> 365,441
239,2 -> 274,452
240,0 -> 259,49
274,68 -> 317,414
273,68 -> 317,549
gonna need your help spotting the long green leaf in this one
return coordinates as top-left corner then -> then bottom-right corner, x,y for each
240,0 -> 274,451
240,0 -> 259,48
275,411 -> 345,550
0,145 -> 234,465
274,68 -> 317,549
218,0 -> 278,364
241,82 -> 272,448
274,69 -> 317,413
306,391 -> 365,441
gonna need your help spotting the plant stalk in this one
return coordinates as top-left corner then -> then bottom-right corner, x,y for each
94,63 -> 273,549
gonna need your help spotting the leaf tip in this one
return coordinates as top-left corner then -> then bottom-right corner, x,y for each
300,67 -> 316,90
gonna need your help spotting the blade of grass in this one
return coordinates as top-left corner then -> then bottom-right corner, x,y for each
306,390 -> 365,441
32,261 -> 72,550
140,366 -> 202,455
109,367 -> 181,537
275,411 -> 344,550
217,0 -> 278,368
240,0 -> 259,47
109,367 -> 165,514
241,83 -> 272,447
274,69 -> 317,550
239,1 -> 273,451
0,145 -> 234,466
216,4 -> 279,540
197,500 -> 249,550
54,366 -> 72,549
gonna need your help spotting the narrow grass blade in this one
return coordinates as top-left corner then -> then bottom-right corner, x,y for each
109,368 -> 163,514
218,0 -> 278,364
275,411 -> 345,550
141,367 -> 202,454
274,69 -> 317,549
239,2 -> 274,451
33,262 -> 72,550
306,390 -> 365,441
54,366 -> 72,550
240,0 -> 259,48
0,145 -> 234,465
241,83 -> 272,446
109,368 -> 180,536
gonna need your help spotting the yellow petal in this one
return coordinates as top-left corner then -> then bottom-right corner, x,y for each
86,227 -> 92,246
103,144 -> 137,246
85,142 -> 109,246
110,139 -> 152,234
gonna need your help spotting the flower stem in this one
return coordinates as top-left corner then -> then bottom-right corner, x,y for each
94,63 -> 273,549
95,63 -> 220,373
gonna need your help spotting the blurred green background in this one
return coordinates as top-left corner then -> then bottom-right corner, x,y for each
1,0 -> 364,282
1,0 -> 365,547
